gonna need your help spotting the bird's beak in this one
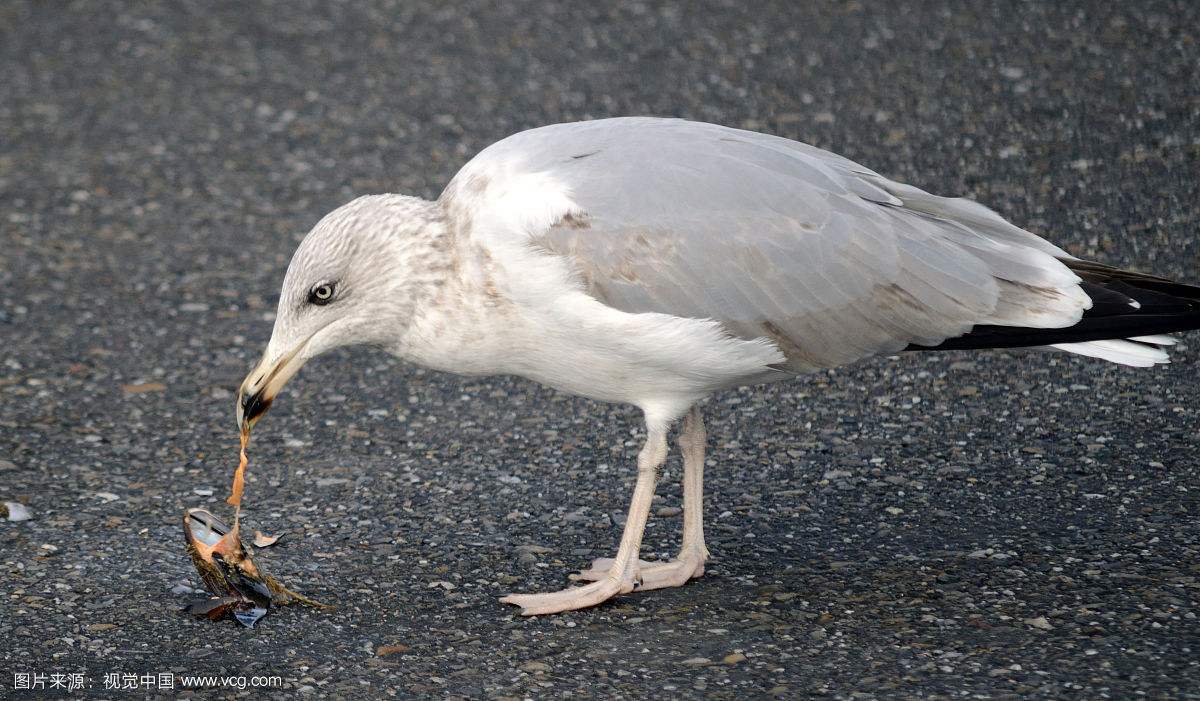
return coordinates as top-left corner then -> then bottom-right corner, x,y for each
236,341 -> 310,432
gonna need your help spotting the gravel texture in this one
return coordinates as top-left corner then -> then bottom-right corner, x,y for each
2,1 -> 1199,698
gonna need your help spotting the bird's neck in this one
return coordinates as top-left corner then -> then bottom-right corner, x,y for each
388,202 -> 523,375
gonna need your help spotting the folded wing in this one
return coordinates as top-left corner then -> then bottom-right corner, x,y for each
441,118 -> 1106,372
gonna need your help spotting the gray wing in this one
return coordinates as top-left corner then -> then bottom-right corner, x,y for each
443,117 -> 1088,371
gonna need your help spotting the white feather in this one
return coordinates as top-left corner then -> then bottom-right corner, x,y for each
1128,334 -> 1176,346
1050,339 -> 1171,367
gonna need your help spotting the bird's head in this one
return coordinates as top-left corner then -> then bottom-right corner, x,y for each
237,194 -> 443,431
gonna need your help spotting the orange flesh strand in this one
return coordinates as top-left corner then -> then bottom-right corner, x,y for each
228,428 -> 249,513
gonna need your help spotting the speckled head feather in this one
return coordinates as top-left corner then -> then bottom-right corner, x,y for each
266,194 -> 448,363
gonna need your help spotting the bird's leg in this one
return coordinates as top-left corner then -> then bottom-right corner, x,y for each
499,429 -> 668,615
647,404 -> 710,587
573,405 -> 709,591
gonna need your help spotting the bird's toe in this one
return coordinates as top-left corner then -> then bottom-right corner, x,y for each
570,556 -> 659,582
499,577 -> 629,615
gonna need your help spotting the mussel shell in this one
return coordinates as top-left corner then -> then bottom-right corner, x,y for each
182,507 -> 327,627
182,508 -> 273,626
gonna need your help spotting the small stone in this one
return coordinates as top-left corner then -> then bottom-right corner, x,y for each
681,657 -> 712,666
376,644 -> 410,657
121,382 -> 167,394
1024,616 -> 1053,630
192,487 -> 214,497
884,506 -> 904,516
86,624 -> 117,632
94,492 -> 120,502
722,652 -> 747,665
655,506 -> 682,517
3,502 -> 32,522
520,661 -> 550,673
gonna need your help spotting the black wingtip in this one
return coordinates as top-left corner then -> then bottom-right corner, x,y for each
908,259 -> 1200,352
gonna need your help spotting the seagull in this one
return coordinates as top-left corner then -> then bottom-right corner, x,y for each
236,117 -> 1200,615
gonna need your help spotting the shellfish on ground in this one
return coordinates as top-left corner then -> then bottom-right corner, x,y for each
182,507 -> 327,627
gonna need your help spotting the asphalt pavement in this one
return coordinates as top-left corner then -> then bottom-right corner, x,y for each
2,1 -> 1198,698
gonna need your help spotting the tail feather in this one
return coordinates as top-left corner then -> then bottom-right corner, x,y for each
908,259 -> 1200,363
1046,339 -> 1170,367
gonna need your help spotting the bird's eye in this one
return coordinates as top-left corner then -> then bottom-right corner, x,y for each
308,283 -> 336,306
